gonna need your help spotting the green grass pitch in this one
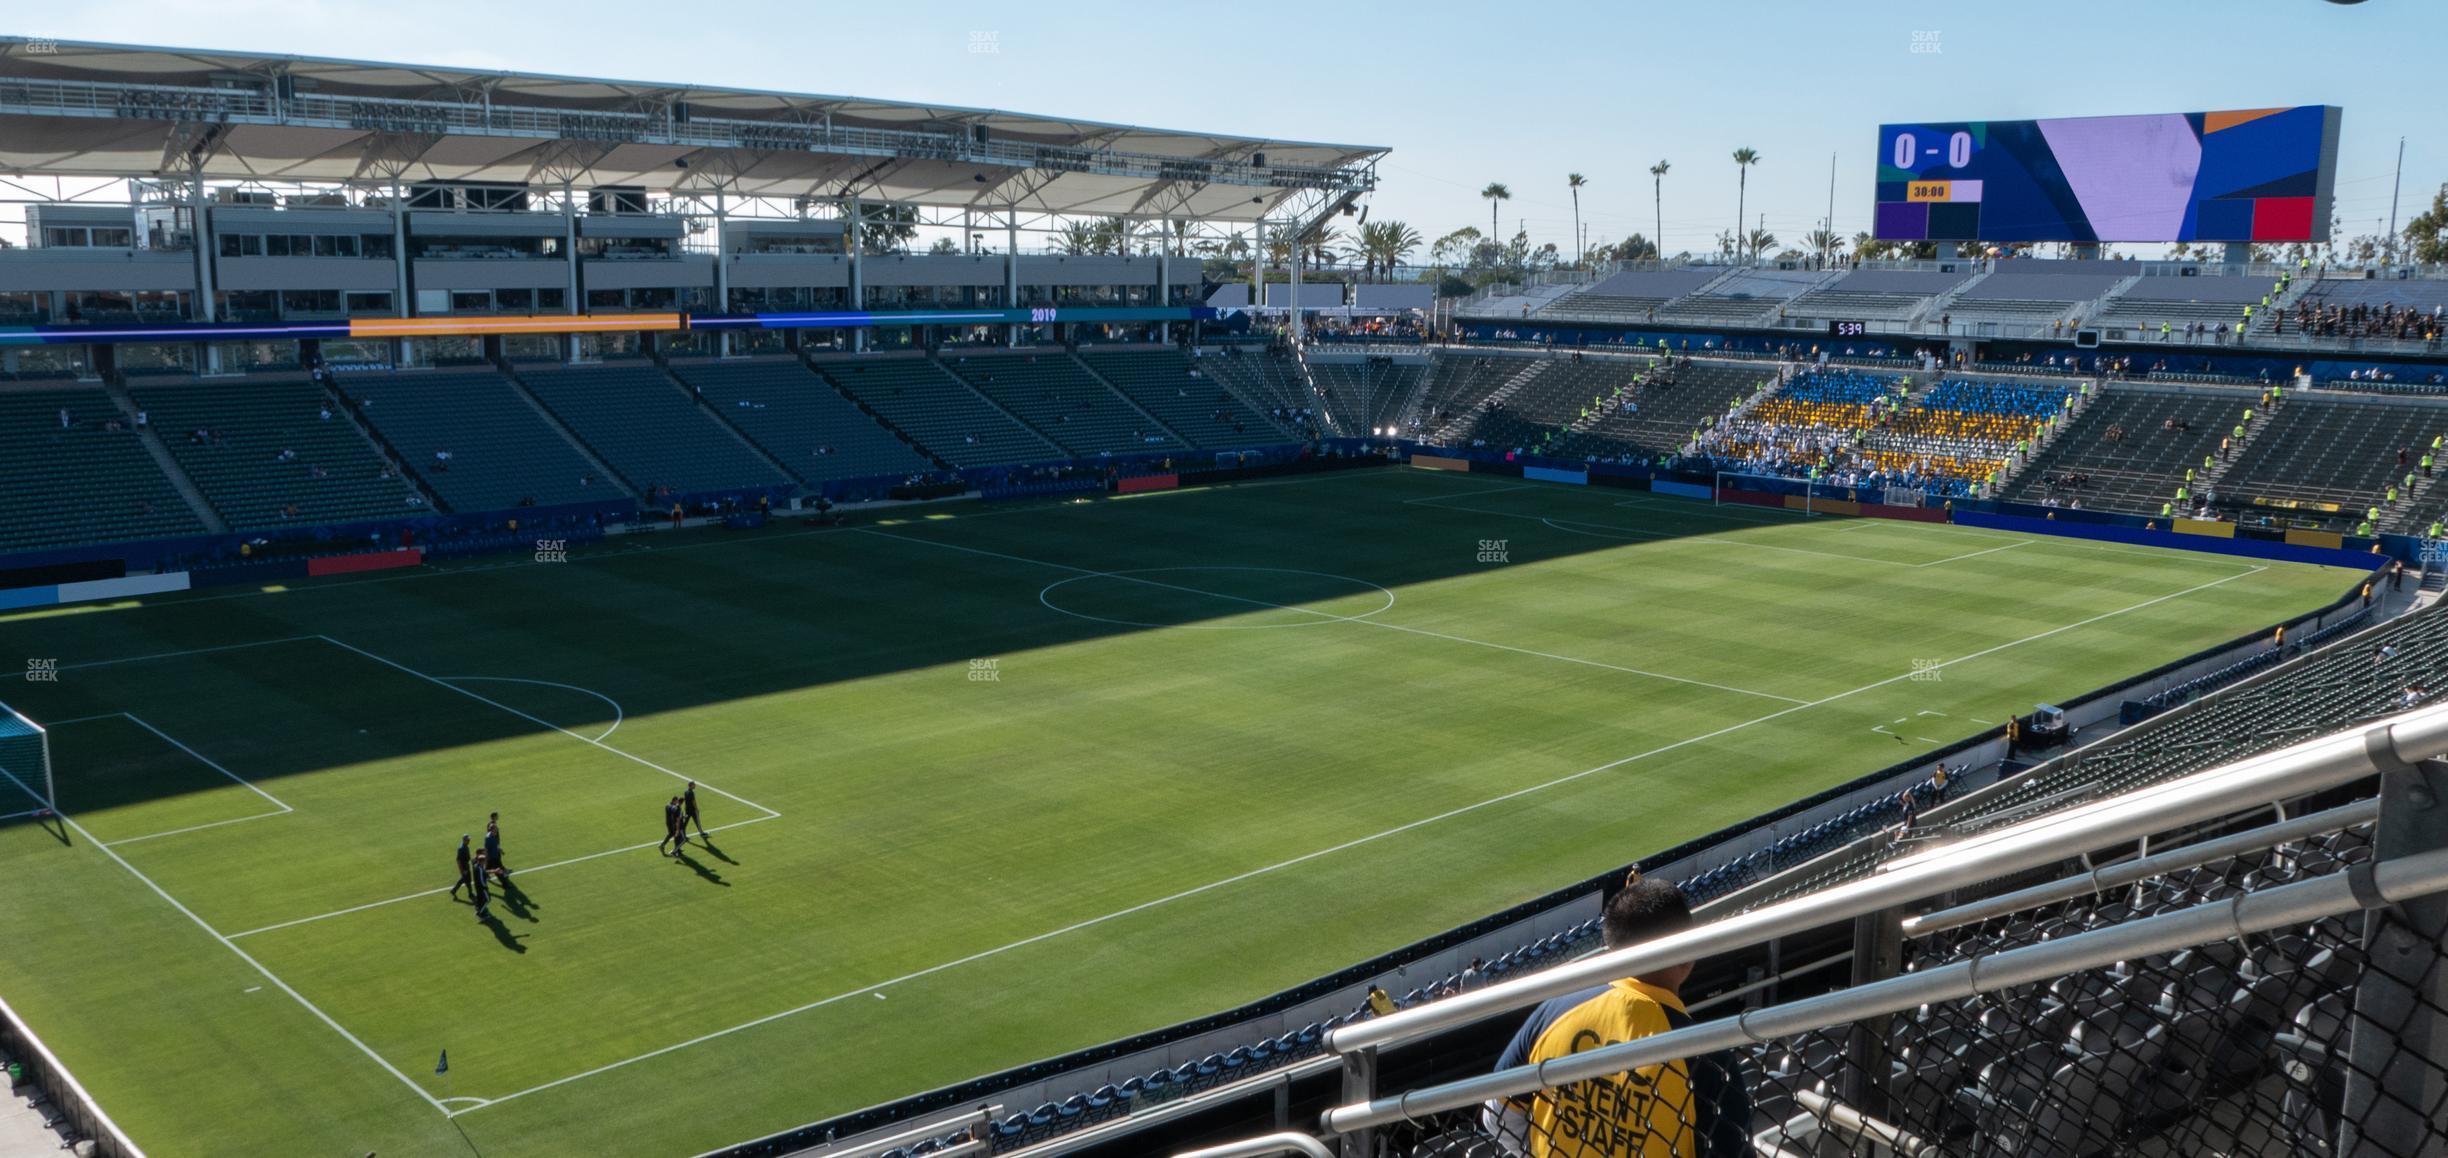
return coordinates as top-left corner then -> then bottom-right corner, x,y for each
0,467 -> 2361,1156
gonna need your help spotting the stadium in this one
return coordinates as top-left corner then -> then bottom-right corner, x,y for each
0,10 -> 2444,1158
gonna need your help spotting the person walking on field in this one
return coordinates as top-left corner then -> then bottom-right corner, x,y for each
660,795 -> 686,856
483,813 -> 510,881
683,781 -> 709,841
449,834 -> 474,900
470,850 -> 493,921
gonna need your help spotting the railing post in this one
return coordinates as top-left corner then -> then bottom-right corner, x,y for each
1836,904 -> 1906,1150
2340,756 -> 2448,1157
1337,1047 -> 1376,1158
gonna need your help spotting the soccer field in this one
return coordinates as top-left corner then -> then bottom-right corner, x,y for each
0,466 -> 2361,1157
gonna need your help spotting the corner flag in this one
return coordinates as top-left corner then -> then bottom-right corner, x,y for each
435,1050 -> 448,1076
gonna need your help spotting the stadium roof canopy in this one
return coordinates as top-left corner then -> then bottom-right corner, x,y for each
0,38 -> 1383,222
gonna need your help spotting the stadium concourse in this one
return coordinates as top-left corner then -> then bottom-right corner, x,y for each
5,34 -> 2448,1158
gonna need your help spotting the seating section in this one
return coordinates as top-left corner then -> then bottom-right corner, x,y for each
1947,271 -> 2131,323
342,371 -> 607,511
1784,269 -> 1973,320
2093,274 -> 2275,332
1080,350 -> 1290,446
2219,398 -> 2447,526
1310,359 -> 1427,433
665,358 -> 936,483
0,388 -> 206,551
131,378 -> 418,529
946,354 -> 1180,455
1198,347 -> 1316,425
2001,386 -> 2247,515
1704,374 -> 2065,498
516,364 -> 791,498
1535,268 -> 1728,322
819,357 -> 1062,467
1565,361 -> 1773,459
2271,277 -> 2448,340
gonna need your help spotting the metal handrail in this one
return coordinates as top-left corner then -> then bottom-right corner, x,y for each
1900,796 -> 2381,937
1323,703 -> 2448,1056
699,1104 -> 997,1158
1174,1132 -> 1338,1158
1321,844 -> 2448,1133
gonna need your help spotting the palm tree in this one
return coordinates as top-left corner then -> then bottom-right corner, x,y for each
1731,148 -> 1761,262
1648,161 -> 1670,264
1804,229 -> 1843,264
1746,228 -> 1778,260
1358,220 -> 1424,280
1566,173 -> 1588,267
1481,182 -> 1511,244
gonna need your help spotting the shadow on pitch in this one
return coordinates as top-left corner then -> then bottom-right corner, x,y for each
1,811 -> 73,848
690,833 -> 735,866
496,877 -> 540,923
672,847 -> 728,886
477,909 -> 529,953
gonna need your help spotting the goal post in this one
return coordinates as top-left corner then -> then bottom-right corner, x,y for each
0,699 -> 53,814
1713,469 -> 1816,517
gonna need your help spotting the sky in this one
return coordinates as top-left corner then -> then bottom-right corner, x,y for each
8,0 -> 2443,259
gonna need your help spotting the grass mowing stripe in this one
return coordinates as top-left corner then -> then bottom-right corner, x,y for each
314,636 -> 780,821
0,761 -> 452,1117
854,527 -> 1810,705
444,539 -> 2273,1117
225,813 -> 781,940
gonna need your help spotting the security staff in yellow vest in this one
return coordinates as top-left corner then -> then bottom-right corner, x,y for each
1485,876 -> 1751,1157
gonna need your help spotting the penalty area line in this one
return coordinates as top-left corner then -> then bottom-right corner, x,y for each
445,559 -> 2264,1117
0,762 -> 452,1116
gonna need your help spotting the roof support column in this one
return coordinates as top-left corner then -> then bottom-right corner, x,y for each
713,186 -> 730,357
563,179 -> 580,363
190,160 -> 219,374
390,177 -> 410,368
847,196 -> 865,353
1005,211 -> 1020,349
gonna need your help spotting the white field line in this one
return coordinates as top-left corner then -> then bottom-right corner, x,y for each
446,558 -> 2269,1117
315,636 -> 779,821
225,813 -> 780,940
42,712 -> 296,847
0,469 -> 1390,620
856,529 -> 1806,705
0,760 -> 453,1116
1913,540 -> 2034,568
58,635 -> 324,671
1401,483 -> 1540,505
438,677 -> 624,743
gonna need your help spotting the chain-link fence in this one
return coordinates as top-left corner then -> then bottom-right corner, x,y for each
1373,813 -> 2448,1158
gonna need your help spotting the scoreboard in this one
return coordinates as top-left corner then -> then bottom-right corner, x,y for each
1875,106 -> 2341,244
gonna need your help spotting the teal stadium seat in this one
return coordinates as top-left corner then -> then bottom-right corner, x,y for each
948,353 -> 1181,455
664,358 -> 935,483
0,388 -> 206,551
817,357 -> 1062,468
514,364 -> 792,498
131,377 -> 418,529
340,371 -> 607,511
1080,350 -> 1291,447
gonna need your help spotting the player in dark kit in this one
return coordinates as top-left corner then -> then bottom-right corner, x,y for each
450,834 -> 473,900
660,796 -> 684,855
469,849 -> 492,920
683,781 -> 707,840
483,812 -> 509,880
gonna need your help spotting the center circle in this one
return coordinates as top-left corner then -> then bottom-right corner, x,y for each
1037,566 -> 1396,630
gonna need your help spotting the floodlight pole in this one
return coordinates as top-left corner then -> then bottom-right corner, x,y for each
2383,137 -> 2405,269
